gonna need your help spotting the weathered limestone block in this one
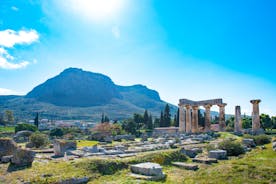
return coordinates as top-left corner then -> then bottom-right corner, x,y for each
0,138 -> 17,157
234,106 -> 242,133
180,147 -> 202,158
53,140 -> 77,156
208,150 -> 227,160
11,148 -> 36,166
242,139 -> 256,148
250,99 -> 262,133
82,145 -> 98,153
172,162 -> 199,171
1,155 -> 13,163
131,162 -> 165,177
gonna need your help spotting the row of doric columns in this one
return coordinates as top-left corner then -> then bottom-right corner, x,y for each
179,103 -> 227,133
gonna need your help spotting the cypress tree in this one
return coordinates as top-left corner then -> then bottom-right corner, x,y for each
143,110 -> 149,129
163,104 -> 171,127
160,111 -> 164,127
34,112 -> 39,128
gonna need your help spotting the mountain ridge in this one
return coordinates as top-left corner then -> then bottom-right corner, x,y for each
0,68 -> 175,121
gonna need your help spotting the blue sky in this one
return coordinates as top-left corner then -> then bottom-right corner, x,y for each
0,0 -> 275,116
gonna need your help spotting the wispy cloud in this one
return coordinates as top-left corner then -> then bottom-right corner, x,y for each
0,88 -> 21,95
0,29 -> 39,48
0,29 -> 39,69
112,25 -> 120,39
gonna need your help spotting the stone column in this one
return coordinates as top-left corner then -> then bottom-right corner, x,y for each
204,104 -> 212,132
250,99 -> 262,133
185,105 -> 192,133
218,103 -> 227,131
192,106 -> 199,133
234,106 -> 242,133
178,105 -> 186,132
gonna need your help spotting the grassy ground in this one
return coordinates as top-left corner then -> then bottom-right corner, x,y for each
0,135 -> 275,184
76,140 -> 99,148
0,126 -> 15,133
91,143 -> 276,184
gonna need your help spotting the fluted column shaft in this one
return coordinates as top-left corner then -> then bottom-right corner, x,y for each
192,106 -> 199,133
250,99 -> 261,131
204,104 -> 212,132
234,106 -> 242,132
218,103 -> 227,131
178,105 -> 186,132
185,105 -> 192,133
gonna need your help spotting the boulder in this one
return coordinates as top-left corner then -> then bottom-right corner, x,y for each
1,155 -> 13,163
11,148 -> 36,166
208,150 -> 227,160
0,138 -> 17,157
131,162 -> 165,178
242,139 -> 256,148
53,140 -> 77,157
273,142 -> 276,151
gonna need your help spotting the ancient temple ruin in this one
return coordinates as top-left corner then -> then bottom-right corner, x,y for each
178,98 -> 227,133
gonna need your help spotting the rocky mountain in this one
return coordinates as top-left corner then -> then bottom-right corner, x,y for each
0,68 -> 176,121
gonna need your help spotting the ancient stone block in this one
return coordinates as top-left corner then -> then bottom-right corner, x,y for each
0,138 -> 17,157
13,130 -> 33,143
1,155 -> 13,163
242,139 -> 256,148
53,140 -> 77,157
131,162 -> 164,177
180,147 -> 202,158
11,148 -> 36,167
208,150 -> 227,160
192,157 -> 218,164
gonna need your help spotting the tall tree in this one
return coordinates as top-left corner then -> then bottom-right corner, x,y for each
34,112 -> 39,128
160,111 -> 164,127
260,114 -> 272,130
148,114 -> 153,130
101,113 -> 104,123
143,110 -> 149,129
163,104 -> 171,127
104,115 -> 110,123
198,110 -> 205,127
134,113 -> 144,130
173,108 -> 180,127
154,118 -> 160,128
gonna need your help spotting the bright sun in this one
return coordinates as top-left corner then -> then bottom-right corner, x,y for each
68,0 -> 125,21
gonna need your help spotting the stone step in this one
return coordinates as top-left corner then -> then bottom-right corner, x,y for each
192,157 -> 218,164
172,162 -> 199,171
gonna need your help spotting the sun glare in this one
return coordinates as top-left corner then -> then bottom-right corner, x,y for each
68,0 -> 125,21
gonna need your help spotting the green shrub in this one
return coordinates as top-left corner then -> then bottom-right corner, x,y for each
15,123 -> 37,133
30,132 -> 49,148
218,139 -> 245,156
50,128 -> 64,137
244,134 -> 271,145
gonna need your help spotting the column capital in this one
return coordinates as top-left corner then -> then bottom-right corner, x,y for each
185,104 -> 191,109
250,99 -> 261,104
204,104 -> 212,109
192,105 -> 199,110
217,103 -> 227,108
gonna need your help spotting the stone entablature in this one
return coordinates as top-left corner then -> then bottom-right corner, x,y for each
179,99 -> 223,106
